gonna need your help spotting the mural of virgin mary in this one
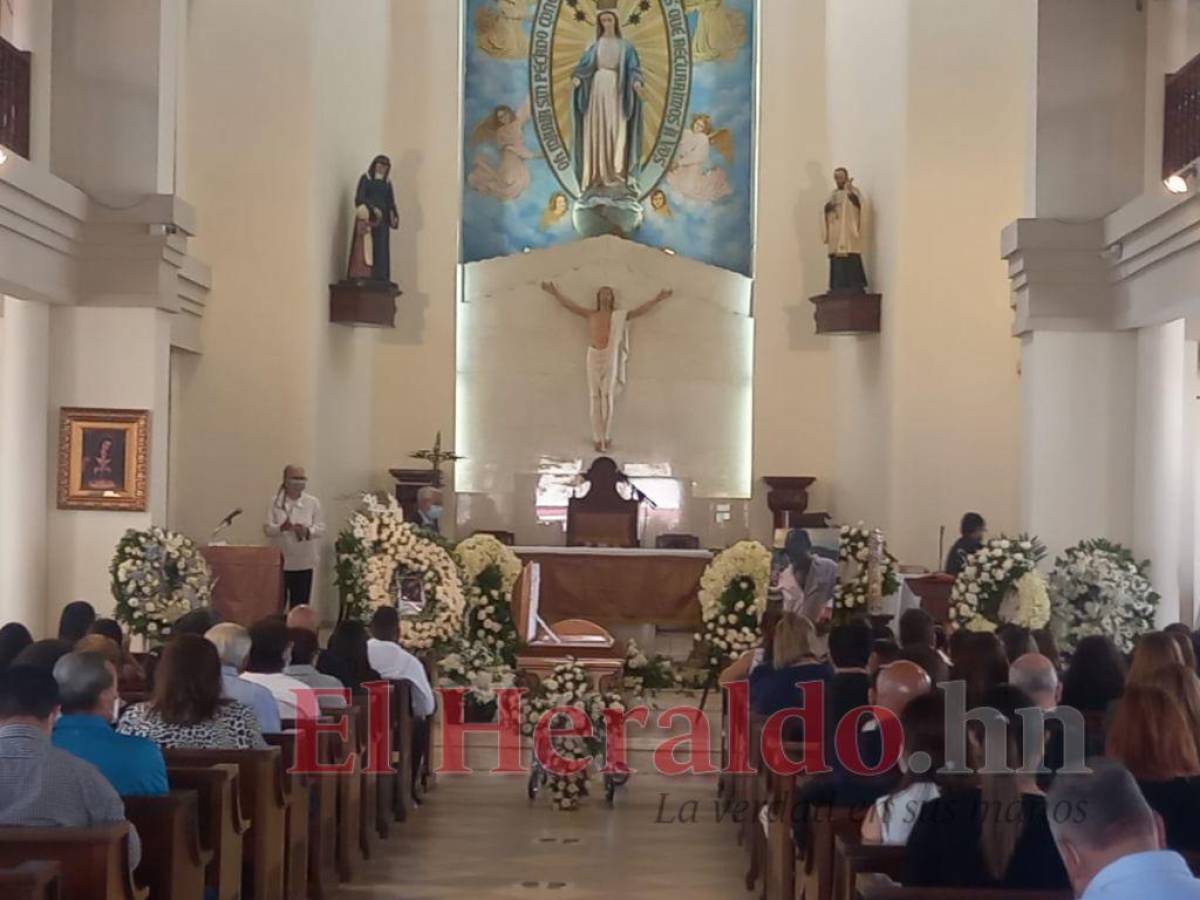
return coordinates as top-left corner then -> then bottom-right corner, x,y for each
571,4 -> 645,196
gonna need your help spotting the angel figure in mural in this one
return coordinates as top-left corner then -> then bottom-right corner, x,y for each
540,192 -> 571,230
572,3 -> 645,197
475,0 -> 535,60
467,100 -> 540,202
685,0 -> 748,63
649,188 -> 674,218
666,114 -> 734,203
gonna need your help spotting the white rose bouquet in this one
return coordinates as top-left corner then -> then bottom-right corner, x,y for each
523,658 -> 624,811
834,524 -> 900,621
454,534 -> 522,665
335,493 -> 465,652
949,534 -> 1050,632
110,526 -> 212,641
622,638 -> 678,696
695,541 -> 771,683
1048,539 -> 1159,654
438,637 -> 517,720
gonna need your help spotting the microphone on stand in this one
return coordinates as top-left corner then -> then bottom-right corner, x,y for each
210,508 -> 243,543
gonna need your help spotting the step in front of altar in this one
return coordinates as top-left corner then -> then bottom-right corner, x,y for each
430,689 -> 724,771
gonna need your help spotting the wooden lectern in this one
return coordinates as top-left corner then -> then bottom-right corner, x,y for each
512,563 -> 624,690
202,546 -> 284,627
566,457 -> 639,548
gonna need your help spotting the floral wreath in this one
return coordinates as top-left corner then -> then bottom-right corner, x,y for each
335,493 -> 465,652
454,534 -> 523,665
834,524 -> 900,620
695,541 -> 771,680
110,526 -> 212,641
1048,539 -> 1159,655
949,534 -> 1050,632
438,638 -> 517,713
522,658 -> 626,811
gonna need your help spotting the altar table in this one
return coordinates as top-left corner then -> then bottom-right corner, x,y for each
514,547 -> 712,628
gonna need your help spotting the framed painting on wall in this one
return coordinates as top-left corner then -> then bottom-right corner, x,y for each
57,408 -> 149,511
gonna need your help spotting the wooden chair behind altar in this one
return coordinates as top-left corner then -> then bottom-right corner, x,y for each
566,457 -> 639,548
511,563 -> 624,689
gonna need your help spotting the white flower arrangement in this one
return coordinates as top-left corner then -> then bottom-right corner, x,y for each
835,524 -> 901,619
335,494 -> 465,651
110,526 -> 212,640
438,638 -> 517,710
949,534 -> 1050,632
1048,539 -> 1159,655
523,658 -> 624,811
622,638 -> 678,695
696,541 -> 771,679
454,534 -> 522,665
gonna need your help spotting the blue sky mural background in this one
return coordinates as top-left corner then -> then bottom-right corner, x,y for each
461,0 -> 757,276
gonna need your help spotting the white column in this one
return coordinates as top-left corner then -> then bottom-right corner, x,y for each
1181,340 -> 1200,627
1134,320 -> 1186,625
0,297 -> 51,632
1020,330 -> 1137,559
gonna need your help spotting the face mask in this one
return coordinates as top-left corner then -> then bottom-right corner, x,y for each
427,504 -> 443,521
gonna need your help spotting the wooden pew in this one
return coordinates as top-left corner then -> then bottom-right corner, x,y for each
263,732 -> 312,900
798,805 -> 869,900
164,747 -> 287,900
763,743 -> 819,900
332,710 -> 363,881
279,718 -> 346,897
389,680 -> 415,823
833,836 -> 904,900
742,714 -> 766,893
167,764 -> 249,900
124,791 -> 211,900
0,824 -> 145,900
0,861 -> 63,899
855,874 -> 1071,899
351,697 -> 378,856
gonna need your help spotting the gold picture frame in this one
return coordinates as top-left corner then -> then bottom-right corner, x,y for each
57,408 -> 149,511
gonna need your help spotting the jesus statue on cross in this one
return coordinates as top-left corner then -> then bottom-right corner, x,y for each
541,281 -> 674,452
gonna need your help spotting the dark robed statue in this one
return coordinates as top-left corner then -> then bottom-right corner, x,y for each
348,154 -> 399,284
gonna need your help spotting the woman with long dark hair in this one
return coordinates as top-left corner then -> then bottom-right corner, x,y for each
57,601 -> 96,643
0,623 -> 33,670
318,621 -> 380,695
903,685 -> 1069,890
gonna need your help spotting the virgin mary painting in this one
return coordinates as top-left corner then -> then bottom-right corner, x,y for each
571,6 -> 645,196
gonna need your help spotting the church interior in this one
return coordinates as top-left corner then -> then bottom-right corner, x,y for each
1,0 -> 1200,897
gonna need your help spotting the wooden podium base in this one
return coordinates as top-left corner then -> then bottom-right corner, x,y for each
810,290 -> 882,335
330,280 -> 401,327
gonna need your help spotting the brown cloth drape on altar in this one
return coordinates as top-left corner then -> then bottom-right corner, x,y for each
517,550 -> 710,628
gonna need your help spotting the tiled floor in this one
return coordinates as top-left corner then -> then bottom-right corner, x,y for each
338,771 -> 748,898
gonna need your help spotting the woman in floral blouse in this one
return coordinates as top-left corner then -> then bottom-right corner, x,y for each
118,634 -> 267,750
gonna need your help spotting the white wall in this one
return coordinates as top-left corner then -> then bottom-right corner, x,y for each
457,237 -> 753,525
0,297 -> 50,631
827,0 -> 1030,568
173,0 -> 390,622
46,306 -> 171,623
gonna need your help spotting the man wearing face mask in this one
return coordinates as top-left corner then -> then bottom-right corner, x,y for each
264,465 -> 326,609
416,485 -> 444,534
51,651 -> 168,796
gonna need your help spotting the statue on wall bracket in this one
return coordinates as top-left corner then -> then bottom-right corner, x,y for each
529,0 -> 693,239
331,154 -> 402,328
810,166 -> 881,336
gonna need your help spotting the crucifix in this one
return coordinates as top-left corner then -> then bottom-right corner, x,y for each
409,431 -> 463,487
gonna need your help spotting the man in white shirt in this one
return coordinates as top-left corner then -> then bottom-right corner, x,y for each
366,607 -> 435,718
778,530 -> 837,622
264,465 -> 326,609
205,623 -> 282,732
240,618 -> 312,720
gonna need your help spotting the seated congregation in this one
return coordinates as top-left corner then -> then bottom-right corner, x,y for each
723,607 -> 1200,899
0,600 -> 435,900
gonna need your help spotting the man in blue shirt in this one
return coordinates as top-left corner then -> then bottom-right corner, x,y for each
206,622 -> 282,733
51,651 -> 167,797
1048,759 -> 1200,898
